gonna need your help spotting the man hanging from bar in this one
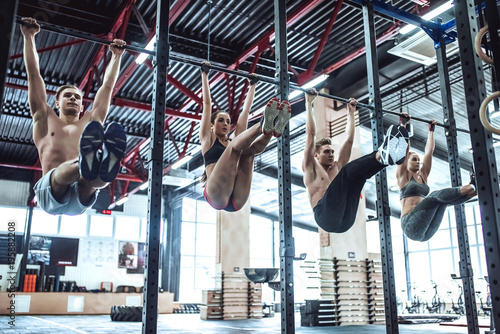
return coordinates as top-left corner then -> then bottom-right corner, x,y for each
303,89 -> 409,233
396,113 -> 477,242
21,17 -> 127,215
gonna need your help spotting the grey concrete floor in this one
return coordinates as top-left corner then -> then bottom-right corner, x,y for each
0,313 -> 489,333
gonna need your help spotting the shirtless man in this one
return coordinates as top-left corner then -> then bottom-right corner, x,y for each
21,17 -> 127,215
302,89 -> 409,233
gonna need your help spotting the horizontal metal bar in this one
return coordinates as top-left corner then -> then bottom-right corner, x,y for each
16,16 -> 155,56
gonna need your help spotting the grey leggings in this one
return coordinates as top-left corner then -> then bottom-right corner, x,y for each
401,187 -> 470,242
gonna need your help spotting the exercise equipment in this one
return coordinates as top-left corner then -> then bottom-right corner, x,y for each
480,91 -> 500,135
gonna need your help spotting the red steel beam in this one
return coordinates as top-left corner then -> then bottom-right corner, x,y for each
78,0 -> 136,90
177,0 -> 325,114
9,39 -> 86,60
319,22 -> 402,76
298,0 -> 344,84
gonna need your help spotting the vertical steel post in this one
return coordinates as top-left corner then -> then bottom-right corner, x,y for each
0,0 -> 18,113
436,34 -> 479,334
362,1 -> 399,333
274,0 -> 294,332
453,0 -> 500,330
142,0 -> 169,332
162,188 -> 182,301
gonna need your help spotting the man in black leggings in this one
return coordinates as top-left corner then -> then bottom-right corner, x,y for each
302,89 -> 409,233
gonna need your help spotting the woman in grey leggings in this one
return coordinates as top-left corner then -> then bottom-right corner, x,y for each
396,116 -> 477,242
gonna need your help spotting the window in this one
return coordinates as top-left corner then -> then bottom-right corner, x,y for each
60,214 -> 87,237
31,209 -> 59,235
0,207 -> 27,233
89,215 -> 113,237
115,216 -> 141,240
179,197 -> 217,302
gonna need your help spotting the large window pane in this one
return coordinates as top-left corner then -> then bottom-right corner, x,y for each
195,223 -> 215,256
196,201 -> 215,223
428,229 -> 451,249
181,222 -> 195,255
407,238 -> 428,252
195,256 -> 215,290
182,198 -> 196,222
409,252 -> 430,287
179,255 -> 195,301
31,209 -> 58,235
89,215 -> 113,237
60,214 -> 87,237
115,216 -> 141,240
0,207 -> 27,232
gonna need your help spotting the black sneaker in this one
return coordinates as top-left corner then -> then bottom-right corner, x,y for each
99,122 -> 127,183
79,121 -> 104,181
379,125 -> 409,165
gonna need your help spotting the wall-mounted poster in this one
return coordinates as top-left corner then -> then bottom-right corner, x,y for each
118,241 -> 138,269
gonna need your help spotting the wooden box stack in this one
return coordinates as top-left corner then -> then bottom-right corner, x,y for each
200,289 -> 222,320
201,272 -> 263,320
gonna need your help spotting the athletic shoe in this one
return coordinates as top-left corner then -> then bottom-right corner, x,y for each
273,100 -> 291,137
79,121 -> 104,181
379,125 -> 409,165
469,171 -> 476,187
261,97 -> 280,136
99,122 -> 127,182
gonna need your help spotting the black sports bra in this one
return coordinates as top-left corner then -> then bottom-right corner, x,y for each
400,176 -> 430,200
203,137 -> 227,167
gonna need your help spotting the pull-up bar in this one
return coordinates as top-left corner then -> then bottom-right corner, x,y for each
16,17 -> 154,56
18,17 -> 470,134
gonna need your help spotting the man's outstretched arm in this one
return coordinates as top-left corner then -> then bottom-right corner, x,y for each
90,39 -> 126,123
336,98 -> 357,168
303,89 -> 318,176
21,18 -> 48,123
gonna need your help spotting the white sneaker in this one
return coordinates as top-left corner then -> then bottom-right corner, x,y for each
379,125 -> 409,165
261,97 -> 280,135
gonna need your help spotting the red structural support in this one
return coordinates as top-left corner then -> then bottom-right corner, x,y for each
297,0 -> 344,85
9,39 -> 86,60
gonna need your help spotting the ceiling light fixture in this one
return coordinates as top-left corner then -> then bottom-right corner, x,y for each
289,74 -> 329,100
135,35 -> 156,64
400,0 -> 454,35
115,196 -> 129,206
172,155 -> 193,169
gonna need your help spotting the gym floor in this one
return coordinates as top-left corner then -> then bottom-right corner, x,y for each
0,314 -> 483,333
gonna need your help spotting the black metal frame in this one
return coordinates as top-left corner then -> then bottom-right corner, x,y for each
0,0 -> 18,113
142,0 -> 169,332
162,187 -> 182,301
436,32 -> 479,334
453,0 -> 500,331
363,1 -> 399,333
274,0 -> 295,332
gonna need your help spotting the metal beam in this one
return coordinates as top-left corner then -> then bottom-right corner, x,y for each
0,0 -> 18,114
436,33 -> 479,334
363,1 -> 399,333
454,0 -> 500,331
274,0 -> 295,333
142,0 -> 168,332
